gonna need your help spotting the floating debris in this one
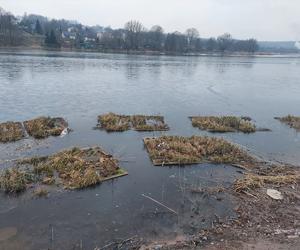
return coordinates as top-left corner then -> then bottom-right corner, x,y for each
23,116 -> 68,139
60,127 -> 70,137
275,115 -> 300,131
190,116 -> 257,133
0,147 -> 127,193
267,189 -> 283,200
143,136 -> 255,167
97,113 -> 169,132
0,122 -> 24,143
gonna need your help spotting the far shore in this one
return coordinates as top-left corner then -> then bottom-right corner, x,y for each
0,46 -> 299,58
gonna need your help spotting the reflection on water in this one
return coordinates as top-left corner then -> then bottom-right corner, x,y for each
0,51 -> 300,249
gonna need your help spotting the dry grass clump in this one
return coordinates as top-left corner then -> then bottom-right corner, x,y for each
275,115 -> 300,131
0,122 -> 24,143
131,115 -> 169,131
33,187 -> 49,197
19,147 -> 126,189
23,116 -> 67,139
190,187 -> 225,194
143,136 -> 254,166
234,171 -> 300,193
190,116 -> 256,133
0,168 -> 28,193
97,113 -> 131,132
97,113 -> 169,132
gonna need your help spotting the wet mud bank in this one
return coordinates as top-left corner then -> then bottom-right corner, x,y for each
139,165 -> 300,249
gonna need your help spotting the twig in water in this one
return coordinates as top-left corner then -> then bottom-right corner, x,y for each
51,225 -> 54,242
141,194 -> 178,215
118,235 -> 138,248
241,190 -> 258,198
99,235 -> 138,249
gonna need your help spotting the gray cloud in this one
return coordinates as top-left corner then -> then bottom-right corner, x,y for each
0,0 -> 299,40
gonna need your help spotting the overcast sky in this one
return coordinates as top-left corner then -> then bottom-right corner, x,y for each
0,0 -> 299,41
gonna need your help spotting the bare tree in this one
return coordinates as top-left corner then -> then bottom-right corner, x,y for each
186,28 -> 199,51
150,25 -> 163,33
146,25 -> 164,50
0,9 -> 23,46
165,32 -> 187,53
217,33 -> 233,52
124,20 -> 145,50
206,37 -> 217,51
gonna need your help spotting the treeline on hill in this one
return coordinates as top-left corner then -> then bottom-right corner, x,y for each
0,8 -> 258,53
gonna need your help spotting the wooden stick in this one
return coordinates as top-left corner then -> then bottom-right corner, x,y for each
142,194 -> 178,215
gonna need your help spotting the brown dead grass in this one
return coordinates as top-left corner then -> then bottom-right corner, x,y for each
18,147 -> 126,189
234,170 -> 300,193
97,113 -> 131,132
190,116 -> 256,133
0,122 -> 24,143
0,167 -> 28,193
97,113 -> 169,132
275,115 -> 300,131
143,136 -> 255,166
23,116 -> 67,139
33,187 -> 49,197
131,115 -> 169,131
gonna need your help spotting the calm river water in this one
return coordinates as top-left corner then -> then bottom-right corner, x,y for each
0,51 -> 299,249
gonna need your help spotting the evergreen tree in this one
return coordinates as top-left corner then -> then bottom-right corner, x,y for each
35,19 -> 43,35
44,29 -> 60,47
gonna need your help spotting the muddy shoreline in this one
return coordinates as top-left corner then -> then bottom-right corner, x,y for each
123,165 -> 300,250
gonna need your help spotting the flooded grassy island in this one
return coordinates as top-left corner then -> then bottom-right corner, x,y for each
0,122 -> 24,143
0,147 -> 127,193
143,135 -> 256,167
190,116 -> 257,133
275,115 -> 300,131
23,116 -> 68,139
97,113 -> 169,132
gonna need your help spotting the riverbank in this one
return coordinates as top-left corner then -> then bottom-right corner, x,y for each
124,165 -> 300,250
0,46 -> 299,58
